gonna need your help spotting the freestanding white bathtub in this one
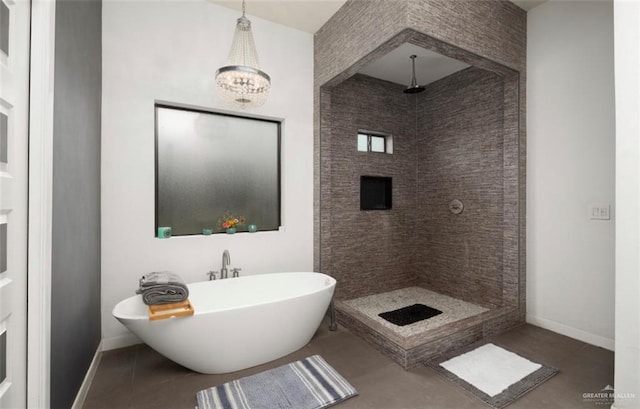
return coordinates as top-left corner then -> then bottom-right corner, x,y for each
112,272 -> 336,374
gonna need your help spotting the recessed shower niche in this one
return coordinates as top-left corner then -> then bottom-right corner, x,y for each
314,1 -> 526,369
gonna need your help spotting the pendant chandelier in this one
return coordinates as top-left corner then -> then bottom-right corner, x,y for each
215,0 -> 271,109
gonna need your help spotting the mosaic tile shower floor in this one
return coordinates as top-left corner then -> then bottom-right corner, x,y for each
343,286 -> 489,338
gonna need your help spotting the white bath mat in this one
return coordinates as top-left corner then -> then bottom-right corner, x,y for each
440,343 -> 541,397
426,341 -> 559,408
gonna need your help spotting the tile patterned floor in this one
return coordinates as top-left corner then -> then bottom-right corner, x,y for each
83,320 -> 613,409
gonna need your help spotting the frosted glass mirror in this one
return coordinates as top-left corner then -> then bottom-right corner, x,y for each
155,104 -> 281,236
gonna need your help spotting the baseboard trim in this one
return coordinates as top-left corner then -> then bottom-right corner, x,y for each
71,341 -> 103,409
526,314 -> 615,351
101,333 -> 142,351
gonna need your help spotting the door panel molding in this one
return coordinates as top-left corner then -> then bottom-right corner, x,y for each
27,1 -> 56,407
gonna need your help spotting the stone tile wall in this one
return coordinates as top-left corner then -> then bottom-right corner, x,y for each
327,68 -> 508,309
328,74 -> 419,299
415,67 -> 506,309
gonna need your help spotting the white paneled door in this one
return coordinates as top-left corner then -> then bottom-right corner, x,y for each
0,0 -> 29,408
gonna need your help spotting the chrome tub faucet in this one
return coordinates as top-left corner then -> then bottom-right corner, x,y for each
208,249 -> 241,280
221,249 -> 230,279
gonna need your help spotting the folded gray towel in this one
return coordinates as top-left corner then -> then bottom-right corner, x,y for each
136,271 -> 189,305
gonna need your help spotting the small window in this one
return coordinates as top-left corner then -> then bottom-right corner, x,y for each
370,136 -> 385,152
357,133 -> 368,151
357,131 -> 393,154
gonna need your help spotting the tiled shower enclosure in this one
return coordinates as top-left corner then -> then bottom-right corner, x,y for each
314,0 -> 526,368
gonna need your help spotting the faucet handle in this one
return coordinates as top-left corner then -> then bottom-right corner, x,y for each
231,268 -> 242,278
207,270 -> 218,280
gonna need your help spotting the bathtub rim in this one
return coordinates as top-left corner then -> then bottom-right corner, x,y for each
113,271 -> 336,321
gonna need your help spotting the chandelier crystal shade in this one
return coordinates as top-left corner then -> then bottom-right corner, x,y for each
215,1 -> 271,109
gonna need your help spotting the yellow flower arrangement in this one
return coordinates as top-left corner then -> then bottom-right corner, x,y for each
218,213 -> 246,230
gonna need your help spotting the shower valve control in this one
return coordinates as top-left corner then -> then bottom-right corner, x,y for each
449,199 -> 464,215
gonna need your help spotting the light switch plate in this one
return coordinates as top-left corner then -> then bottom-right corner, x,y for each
589,203 -> 610,220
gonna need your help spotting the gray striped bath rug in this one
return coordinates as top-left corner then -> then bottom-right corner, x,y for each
196,355 -> 358,409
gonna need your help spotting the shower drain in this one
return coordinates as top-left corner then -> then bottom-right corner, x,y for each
378,303 -> 443,326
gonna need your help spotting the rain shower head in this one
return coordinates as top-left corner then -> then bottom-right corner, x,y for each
404,55 -> 425,94
404,85 -> 426,94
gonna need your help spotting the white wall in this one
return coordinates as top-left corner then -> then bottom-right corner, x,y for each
613,0 -> 640,407
527,0 -> 615,350
101,1 -> 314,349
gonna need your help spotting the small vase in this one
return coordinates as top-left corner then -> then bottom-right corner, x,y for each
248,224 -> 257,233
225,227 -> 236,234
